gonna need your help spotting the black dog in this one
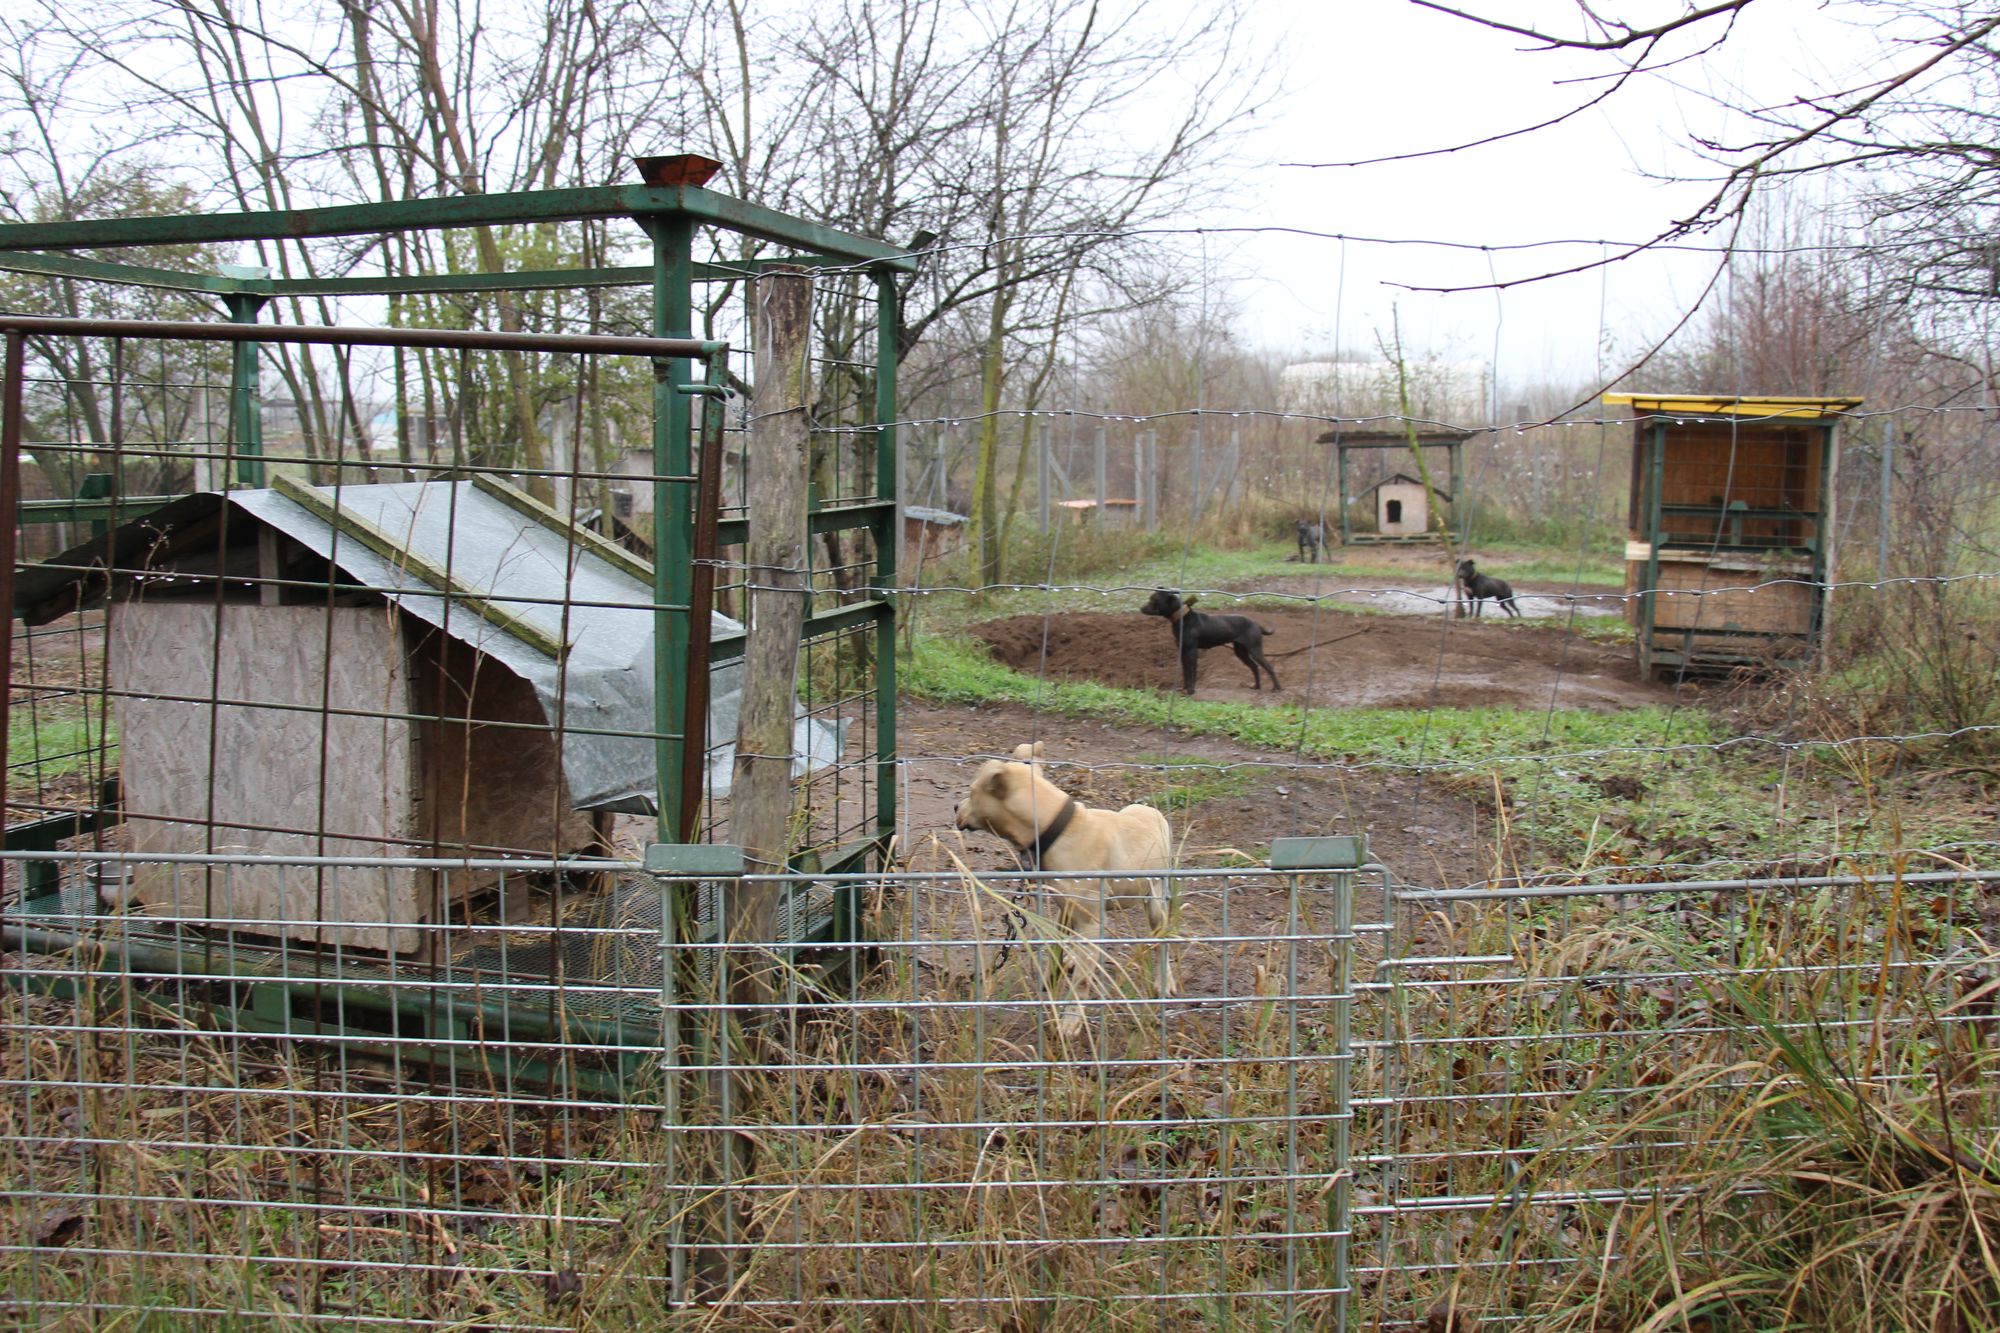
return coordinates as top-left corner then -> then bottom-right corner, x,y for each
1294,520 -> 1325,564
1456,558 -> 1520,618
1140,588 -> 1281,694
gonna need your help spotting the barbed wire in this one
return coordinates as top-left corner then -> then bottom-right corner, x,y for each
716,222 -> 2000,275
695,569 -> 2000,608
793,401 -> 1996,438
893,725 -> 2000,775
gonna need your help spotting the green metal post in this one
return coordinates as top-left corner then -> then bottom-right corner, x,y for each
873,272 -> 899,859
1818,417 -> 1839,647
643,212 -> 700,1306
647,216 -> 696,844
1269,835 -> 1361,1333
1450,441 -> 1466,545
76,473 -> 115,540
1337,444 -> 1350,545
1640,420 -> 1667,675
223,291 -> 268,487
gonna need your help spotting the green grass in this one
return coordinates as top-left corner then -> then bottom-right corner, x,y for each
1133,753 -> 1260,806
7,702 -> 115,786
908,629 -> 1702,757
1471,550 -> 1624,586
901,625 -> 1993,876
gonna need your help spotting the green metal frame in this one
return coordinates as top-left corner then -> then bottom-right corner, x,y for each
0,175 -> 915,857
0,177 -> 916,1119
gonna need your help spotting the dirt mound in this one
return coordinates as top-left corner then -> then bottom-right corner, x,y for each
968,605 -> 1667,712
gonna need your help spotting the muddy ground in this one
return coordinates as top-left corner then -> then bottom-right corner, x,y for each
897,697 -> 1499,898
968,597 -> 1662,712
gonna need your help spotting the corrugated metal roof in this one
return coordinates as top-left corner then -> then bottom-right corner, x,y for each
16,480 -> 845,814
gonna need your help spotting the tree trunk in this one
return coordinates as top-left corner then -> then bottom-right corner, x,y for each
729,266 -> 813,982
968,289 -> 1011,590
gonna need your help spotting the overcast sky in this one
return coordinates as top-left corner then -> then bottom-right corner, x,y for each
1190,0 -> 1880,392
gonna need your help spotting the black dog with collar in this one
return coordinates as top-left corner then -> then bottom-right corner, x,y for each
1140,588 -> 1282,694
1455,558 -> 1521,618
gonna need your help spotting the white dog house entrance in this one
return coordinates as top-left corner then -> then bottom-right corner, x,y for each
1374,474 -> 1428,535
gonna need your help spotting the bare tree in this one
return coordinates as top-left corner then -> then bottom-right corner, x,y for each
8,0 -> 669,495
6,0 -> 1263,553
1369,1 -> 2000,307
0,26 -> 235,492
796,0 -> 1266,586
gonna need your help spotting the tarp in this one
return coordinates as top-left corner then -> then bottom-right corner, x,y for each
232,480 -> 849,813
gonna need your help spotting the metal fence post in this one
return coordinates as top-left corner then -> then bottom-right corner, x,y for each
1038,418 -> 1051,533
647,842 -> 749,1303
1094,423 -> 1107,520
1271,834 -> 1362,1332
1879,420 -> 1894,576
222,288 -> 269,488
1191,425 -> 1205,523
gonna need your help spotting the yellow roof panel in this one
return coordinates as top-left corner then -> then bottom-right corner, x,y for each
1603,393 -> 1863,420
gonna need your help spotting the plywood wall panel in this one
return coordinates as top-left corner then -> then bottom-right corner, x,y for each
110,601 -> 424,952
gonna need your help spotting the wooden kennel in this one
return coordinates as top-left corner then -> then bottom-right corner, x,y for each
1607,394 -> 1861,676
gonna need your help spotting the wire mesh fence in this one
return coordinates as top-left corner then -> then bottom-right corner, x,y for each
5,848 -> 1995,1327
1,853 -> 1362,1328
2,310 -> 1997,1330
1358,865 -> 2000,1330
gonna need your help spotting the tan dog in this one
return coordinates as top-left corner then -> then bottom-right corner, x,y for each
954,742 -> 1177,1033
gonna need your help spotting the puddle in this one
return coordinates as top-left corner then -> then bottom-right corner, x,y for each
1326,584 -> 1622,619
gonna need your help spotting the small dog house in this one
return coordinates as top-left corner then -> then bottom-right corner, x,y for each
1359,472 -> 1449,538
1320,428 -> 1470,544
14,477 -> 846,951
1605,394 -> 1860,675
902,504 -> 968,569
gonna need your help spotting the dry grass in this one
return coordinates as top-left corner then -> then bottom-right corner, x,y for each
2,854 -> 1995,1330
0,863 -> 1349,1330
1368,868 -> 2000,1331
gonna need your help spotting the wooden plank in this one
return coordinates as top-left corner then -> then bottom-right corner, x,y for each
1650,555 -> 1815,634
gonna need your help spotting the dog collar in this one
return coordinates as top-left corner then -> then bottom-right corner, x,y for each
1021,796 -> 1081,869
1167,604 -> 1190,623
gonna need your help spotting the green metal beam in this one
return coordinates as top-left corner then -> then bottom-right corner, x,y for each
713,498 -> 895,547
0,254 -> 898,300
1640,421 -> 1666,676
0,185 -> 917,271
0,249 -> 242,297
260,258 -> 865,299
649,215 -> 696,844
873,271 -> 900,856
269,266 -> 656,299
16,495 -> 177,525
705,600 -> 892,664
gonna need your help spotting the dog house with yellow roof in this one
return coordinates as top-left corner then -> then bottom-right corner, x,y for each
1608,393 -> 1860,676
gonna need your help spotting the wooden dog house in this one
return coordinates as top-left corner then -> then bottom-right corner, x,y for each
901,504 -> 968,569
10,475 -> 862,952
1320,428 -> 1470,544
1358,472 -> 1450,538
1607,394 -> 1860,676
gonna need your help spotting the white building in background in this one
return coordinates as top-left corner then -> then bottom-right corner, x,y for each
1278,358 -> 1491,421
